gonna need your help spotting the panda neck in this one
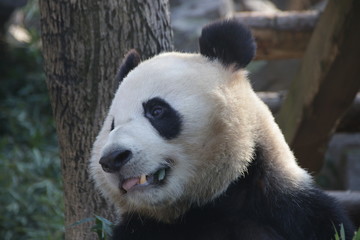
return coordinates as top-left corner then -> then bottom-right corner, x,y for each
177,143 -> 308,220
189,146 -> 266,213
123,145 -> 292,224
183,103 -> 314,219
252,100 -> 312,190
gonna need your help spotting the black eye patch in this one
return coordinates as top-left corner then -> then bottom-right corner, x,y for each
142,97 -> 182,140
110,118 -> 115,131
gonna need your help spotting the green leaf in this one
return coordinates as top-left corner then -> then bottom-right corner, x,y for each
90,215 -> 114,240
333,223 -> 341,240
353,228 -> 360,240
67,217 -> 94,228
340,224 -> 345,240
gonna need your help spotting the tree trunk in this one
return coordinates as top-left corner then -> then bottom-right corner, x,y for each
39,1 -> 173,239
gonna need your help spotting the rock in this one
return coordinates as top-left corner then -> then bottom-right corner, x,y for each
317,133 -> 360,190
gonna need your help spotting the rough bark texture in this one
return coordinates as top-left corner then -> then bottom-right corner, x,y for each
276,0 -> 360,172
235,11 -> 319,60
39,1 -> 173,239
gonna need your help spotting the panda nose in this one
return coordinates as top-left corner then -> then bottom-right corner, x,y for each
99,149 -> 132,173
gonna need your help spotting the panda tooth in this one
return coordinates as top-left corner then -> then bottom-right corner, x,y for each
158,168 -> 166,181
140,174 -> 147,184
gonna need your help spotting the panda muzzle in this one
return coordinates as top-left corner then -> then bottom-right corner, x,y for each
121,167 -> 168,192
99,149 -> 132,173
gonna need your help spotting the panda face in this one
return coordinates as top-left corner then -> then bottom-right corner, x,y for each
90,20 -> 314,222
90,52 -> 249,213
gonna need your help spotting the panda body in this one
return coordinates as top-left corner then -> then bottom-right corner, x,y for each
89,20 -> 354,239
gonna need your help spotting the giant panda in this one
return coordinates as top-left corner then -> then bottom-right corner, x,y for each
89,19 -> 354,240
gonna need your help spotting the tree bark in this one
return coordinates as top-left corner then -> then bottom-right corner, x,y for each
39,1 -> 173,239
275,0 -> 360,172
235,11 -> 319,60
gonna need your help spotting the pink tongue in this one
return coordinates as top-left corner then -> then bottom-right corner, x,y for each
122,177 -> 140,191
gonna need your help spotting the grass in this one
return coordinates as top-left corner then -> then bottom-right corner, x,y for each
334,224 -> 360,240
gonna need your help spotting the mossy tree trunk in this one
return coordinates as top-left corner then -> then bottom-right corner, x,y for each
39,0 -> 173,239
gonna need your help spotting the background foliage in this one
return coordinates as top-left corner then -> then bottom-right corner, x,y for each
0,1 -> 64,239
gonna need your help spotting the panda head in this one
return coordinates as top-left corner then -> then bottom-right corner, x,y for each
90,19 -> 260,219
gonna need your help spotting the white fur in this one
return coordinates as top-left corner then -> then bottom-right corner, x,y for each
89,52 -> 312,222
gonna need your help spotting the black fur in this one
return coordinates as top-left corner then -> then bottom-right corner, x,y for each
110,118 -> 115,131
199,19 -> 256,69
142,97 -> 182,140
115,49 -> 141,85
112,147 -> 354,240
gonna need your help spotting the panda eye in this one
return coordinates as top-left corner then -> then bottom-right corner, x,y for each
143,98 -> 168,120
150,106 -> 165,118
142,97 -> 183,140
110,118 -> 115,131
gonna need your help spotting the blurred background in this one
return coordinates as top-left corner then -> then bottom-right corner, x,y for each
0,0 -> 359,239
0,0 -> 63,239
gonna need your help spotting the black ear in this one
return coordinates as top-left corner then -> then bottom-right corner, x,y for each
199,19 -> 256,70
115,49 -> 141,84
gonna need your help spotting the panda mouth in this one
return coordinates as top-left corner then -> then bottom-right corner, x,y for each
121,167 -> 169,193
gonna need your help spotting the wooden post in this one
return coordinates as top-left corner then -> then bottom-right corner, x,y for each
276,0 -> 360,172
235,11 -> 319,60
258,92 -> 360,133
